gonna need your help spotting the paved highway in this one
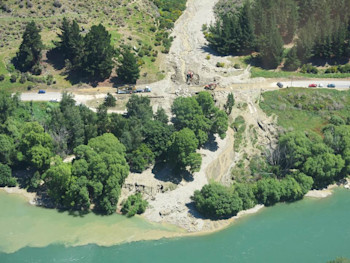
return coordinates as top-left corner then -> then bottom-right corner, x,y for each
276,80 -> 350,89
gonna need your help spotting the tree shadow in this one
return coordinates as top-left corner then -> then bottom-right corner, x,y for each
306,57 -> 349,67
45,48 -> 65,70
12,168 -> 35,189
202,134 -> 218,152
185,201 -> 207,219
152,162 -> 194,184
200,45 -> 227,57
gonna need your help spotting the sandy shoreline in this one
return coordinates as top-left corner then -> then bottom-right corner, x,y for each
0,186 -> 37,205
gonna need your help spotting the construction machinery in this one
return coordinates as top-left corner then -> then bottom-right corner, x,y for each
186,70 -> 200,85
204,83 -> 218,90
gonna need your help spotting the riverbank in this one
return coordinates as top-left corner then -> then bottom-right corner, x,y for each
0,186 -> 37,205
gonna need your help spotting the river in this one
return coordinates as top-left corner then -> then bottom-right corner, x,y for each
1,189 -> 350,262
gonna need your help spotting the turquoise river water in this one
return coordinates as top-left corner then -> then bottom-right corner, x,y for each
1,189 -> 350,262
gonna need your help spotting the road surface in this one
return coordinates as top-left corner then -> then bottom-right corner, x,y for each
275,80 -> 350,89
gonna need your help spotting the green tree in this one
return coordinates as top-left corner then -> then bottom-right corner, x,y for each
254,178 -> 281,206
167,128 -> 201,173
224,93 -> 235,115
56,18 -> 84,70
129,144 -> 155,173
192,183 -> 243,219
154,107 -> 168,124
303,153 -> 344,189
0,164 -> 16,187
0,91 -> 15,124
117,49 -> 140,84
238,0 -> 255,53
233,183 -> 256,210
258,15 -> 284,69
284,47 -> 301,71
143,120 -> 174,158
15,21 -> 43,73
103,93 -> 116,107
43,159 -> 72,204
0,134 -> 16,165
83,24 -> 114,80
19,122 -> 53,169
126,95 -> 153,121
121,193 -> 148,217
171,96 -> 210,145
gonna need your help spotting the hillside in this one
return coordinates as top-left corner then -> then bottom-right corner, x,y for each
0,0 -> 185,89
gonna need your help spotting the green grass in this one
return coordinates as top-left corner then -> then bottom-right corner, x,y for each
251,67 -> 350,79
260,87 -> 350,133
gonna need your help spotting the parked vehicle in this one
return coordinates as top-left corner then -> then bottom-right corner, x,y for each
38,90 -> 46,94
277,82 -> 283,88
308,84 -> 317,88
327,83 -> 336,88
144,86 -> 151,92
318,84 -> 324,88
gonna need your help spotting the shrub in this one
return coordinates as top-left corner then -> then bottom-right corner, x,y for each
300,64 -> 318,74
338,64 -> 350,73
19,74 -> 26,84
53,0 -> 62,8
329,115 -> 345,126
216,62 -> 225,68
32,64 -> 42,75
121,193 -> 148,217
27,85 -> 33,90
325,66 -> 338,74
0,74 -> 4,81
10,74 -> 17,83
206,55 -> 211,60
234,63 -> 241,69
46,74 -> 54,85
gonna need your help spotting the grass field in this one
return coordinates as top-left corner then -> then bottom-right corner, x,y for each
260,87 -> 350,133
251,67 -> 350,79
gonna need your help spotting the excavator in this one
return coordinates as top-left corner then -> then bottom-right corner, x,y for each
204,83 -> 218,90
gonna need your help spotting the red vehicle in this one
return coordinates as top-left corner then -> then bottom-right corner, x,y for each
308,83 -> 317,88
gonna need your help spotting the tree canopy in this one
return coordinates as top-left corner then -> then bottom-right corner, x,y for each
15,21 -> 43,74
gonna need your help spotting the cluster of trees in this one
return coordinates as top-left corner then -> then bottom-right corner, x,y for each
14,19 -> 140,83
193,117 -> 350,219
0,90 -> 228,214
193,172 -> 313,219
44,134 -> 129,214
205,0 -> 350,69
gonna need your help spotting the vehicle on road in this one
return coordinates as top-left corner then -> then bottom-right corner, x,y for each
308,84 -> 317,88
38,90 -> 46,94
49,99 -> 58,103
277,82 -> 283,88
318,84 -> 324,88
144,86 -> 151,92
327,83 -> 336,88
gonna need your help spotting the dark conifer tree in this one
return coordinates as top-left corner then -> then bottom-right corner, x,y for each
284,47 -> 300,71
258,16 -> 284,69
116,49 -> 140,84
83,24 -> 114,80
238,1 -> 255,54
15,21 -> 43,73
